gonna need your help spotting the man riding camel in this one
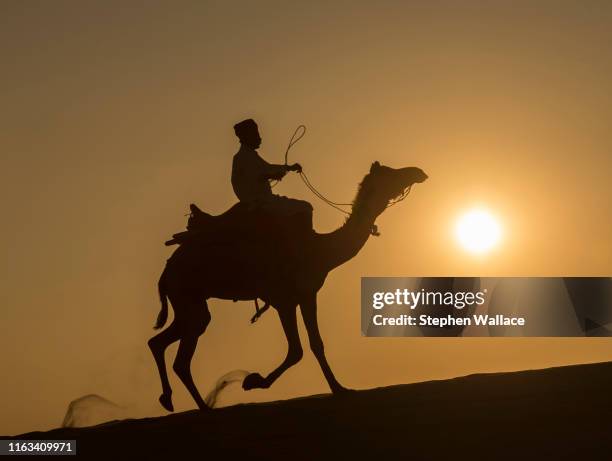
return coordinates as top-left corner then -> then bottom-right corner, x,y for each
231,118 -> 313,232
170,118 -> 314,247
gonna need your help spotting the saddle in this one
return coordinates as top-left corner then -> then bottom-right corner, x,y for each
164,202 -> 311,247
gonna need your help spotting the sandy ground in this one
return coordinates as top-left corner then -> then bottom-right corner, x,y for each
6,361 -> 612,460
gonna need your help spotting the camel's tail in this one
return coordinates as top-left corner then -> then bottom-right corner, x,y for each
154,268 -> 169,329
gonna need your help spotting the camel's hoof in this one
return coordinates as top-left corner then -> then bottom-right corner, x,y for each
159,393 -> 174,412
197,402 -> 212,412
331,386 -> 355,396
242,372 -> 267,390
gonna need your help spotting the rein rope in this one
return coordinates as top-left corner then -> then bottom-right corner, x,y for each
281,124 -> 413,216
285,124 -> 306,165
299,170 -> 352,215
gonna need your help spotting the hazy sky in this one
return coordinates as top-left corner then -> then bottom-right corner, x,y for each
2,1 -> 611,435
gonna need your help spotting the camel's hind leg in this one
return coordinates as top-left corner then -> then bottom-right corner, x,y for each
148,320 -> 181,411
172,299 -> 211,411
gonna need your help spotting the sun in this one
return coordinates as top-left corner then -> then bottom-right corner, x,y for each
455,208 -> 502,254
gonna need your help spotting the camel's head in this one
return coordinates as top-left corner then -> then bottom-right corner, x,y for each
354,161 -> 428,218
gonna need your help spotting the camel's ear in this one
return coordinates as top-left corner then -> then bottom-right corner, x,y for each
370,161 -> 381,173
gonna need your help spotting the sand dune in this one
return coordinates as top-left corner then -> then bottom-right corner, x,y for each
7,361 -> 612,460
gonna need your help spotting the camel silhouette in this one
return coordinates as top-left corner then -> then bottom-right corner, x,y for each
148,161 -> 427,411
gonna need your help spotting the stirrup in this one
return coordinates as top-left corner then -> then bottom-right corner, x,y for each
251,299 -> 271,323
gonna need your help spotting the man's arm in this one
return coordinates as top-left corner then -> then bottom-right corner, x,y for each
262,161 -> 289,181
258,156 -> 302,180
253,153 -> 299,180
245,152 -> 301,181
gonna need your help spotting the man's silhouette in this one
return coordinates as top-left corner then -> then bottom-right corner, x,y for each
231,118 -> 313,231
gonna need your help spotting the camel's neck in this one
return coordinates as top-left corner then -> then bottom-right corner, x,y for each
315,204 -> 378,273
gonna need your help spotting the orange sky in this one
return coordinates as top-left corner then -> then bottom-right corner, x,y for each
1,1 -> 611,435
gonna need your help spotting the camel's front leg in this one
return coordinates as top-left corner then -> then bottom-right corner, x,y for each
243,304 -> 303,391
300,293 -> 349,394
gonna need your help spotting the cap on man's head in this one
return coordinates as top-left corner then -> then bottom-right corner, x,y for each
234,119 -> 258,139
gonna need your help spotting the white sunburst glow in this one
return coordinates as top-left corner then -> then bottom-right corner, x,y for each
455,209 -> 502,254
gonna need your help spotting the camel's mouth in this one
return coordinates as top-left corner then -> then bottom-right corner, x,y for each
388,167 -> 427,204
399,167 -> 428,185
387,185 -> 413,207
